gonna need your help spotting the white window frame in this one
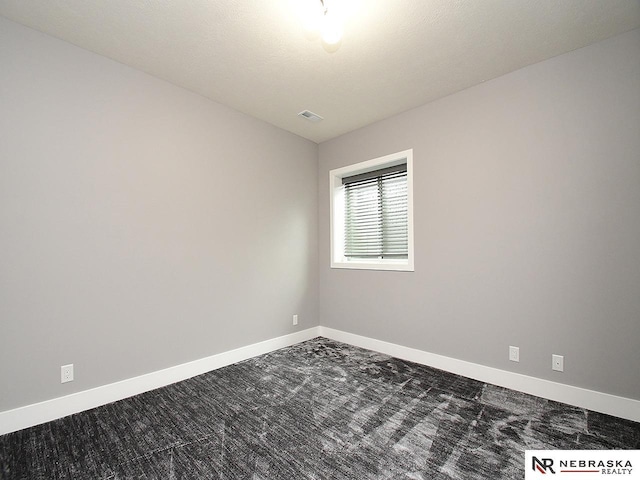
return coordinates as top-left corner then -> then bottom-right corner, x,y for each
330,149 -> 414,272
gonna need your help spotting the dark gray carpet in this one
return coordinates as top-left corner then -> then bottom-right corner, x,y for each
1,337 -> 639,479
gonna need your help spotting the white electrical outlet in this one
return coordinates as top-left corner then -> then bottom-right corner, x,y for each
292,314 -> 298,326
509,346 -> 520,362
552,354 -> 564,372
61,364 -> 74,383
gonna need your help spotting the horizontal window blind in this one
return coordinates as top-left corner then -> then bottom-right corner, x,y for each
343,164 -> 408,259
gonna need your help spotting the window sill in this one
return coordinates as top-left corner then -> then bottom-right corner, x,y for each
331,260 -> 414,272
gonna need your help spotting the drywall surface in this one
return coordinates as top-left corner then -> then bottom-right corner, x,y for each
319,29 -> 640,400
0,17 -> 318,411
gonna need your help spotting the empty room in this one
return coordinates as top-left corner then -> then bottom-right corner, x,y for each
1,1 -> 639,478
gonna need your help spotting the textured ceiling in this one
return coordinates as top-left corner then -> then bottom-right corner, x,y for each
1,1 -> 639,143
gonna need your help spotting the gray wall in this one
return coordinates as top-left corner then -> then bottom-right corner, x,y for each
0,17 -> 318,411
2,14 -> 639,414
319,29 -> 640,400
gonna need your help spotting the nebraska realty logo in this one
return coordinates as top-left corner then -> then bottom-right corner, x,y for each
525,451 -> 640,479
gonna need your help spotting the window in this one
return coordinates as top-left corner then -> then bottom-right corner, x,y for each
330,149 -> 414,271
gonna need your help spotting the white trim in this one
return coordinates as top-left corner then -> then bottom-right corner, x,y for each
0,327 -> 321,435
329,149 -> 414,272
3,325 -> 638,435
318,326 -> 640,423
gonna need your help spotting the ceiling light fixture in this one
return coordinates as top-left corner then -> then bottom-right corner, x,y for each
319,0 -> 343,46
298,0 -> 358,51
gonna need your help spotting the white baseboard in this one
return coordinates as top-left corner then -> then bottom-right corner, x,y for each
318,326 -> 640,423
2,325 -> 638,435
0,327 -> 321,435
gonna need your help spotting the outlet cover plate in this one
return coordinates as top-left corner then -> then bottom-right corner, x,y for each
509,346 -> 520,362
552,354 -> 564,372
61,364 -> 74,383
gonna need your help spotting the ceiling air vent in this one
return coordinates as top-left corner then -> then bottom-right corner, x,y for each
298,110 -> 324,123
